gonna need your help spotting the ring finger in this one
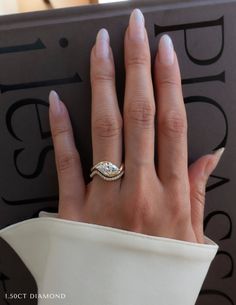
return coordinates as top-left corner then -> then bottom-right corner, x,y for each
90,29 -> 123,185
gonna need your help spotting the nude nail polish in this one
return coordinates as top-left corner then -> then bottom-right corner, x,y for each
129,9 -> 145,41
49,90 -> 62,115
213,147 -> 225,161
158,34 -> 174,66
95,28 -> 110,59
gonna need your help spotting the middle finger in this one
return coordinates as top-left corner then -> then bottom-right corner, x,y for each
124,9 -> 156,174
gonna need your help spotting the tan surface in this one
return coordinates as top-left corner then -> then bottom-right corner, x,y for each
50,0 -> 92,8
0,0 -> 101,15
17,0 -> 93,13
17,0 -> 50,12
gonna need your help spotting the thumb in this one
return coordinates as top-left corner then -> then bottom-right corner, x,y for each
188,148 -> 225,243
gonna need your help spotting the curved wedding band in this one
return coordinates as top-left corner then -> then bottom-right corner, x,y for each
90,161 -> 125,181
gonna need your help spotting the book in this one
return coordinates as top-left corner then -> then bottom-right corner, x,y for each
0,0 -> 235,303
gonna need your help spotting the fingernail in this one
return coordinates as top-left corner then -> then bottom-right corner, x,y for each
205,147 -> 225,176
158,34 -> 174,66
204,147 -> 225,179
213,147 -> 225,162
129,9 -> 145,41
95,28 -> 110,59
49,90 -> 62,115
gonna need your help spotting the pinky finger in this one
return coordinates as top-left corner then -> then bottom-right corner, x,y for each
49,90 -> 85,220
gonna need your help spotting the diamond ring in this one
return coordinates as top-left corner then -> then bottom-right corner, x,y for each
90,161 -> 125,181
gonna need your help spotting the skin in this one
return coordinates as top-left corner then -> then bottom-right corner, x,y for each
48,9 -> 224,244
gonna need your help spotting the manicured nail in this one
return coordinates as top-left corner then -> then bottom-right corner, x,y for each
129,9 -> 145,41
213,147 -> 225,162
95,28 -> 110,59
49,90 -> 62,115
205,147 -> 225,176
158,34 -> 174,66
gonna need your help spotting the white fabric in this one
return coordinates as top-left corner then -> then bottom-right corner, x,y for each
0,216 -> 218,305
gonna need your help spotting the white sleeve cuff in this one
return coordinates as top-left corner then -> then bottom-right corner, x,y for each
0,217 -> 218,305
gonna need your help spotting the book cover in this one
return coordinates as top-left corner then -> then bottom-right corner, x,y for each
0,0 -> 234,303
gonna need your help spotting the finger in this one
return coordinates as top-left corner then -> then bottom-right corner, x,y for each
124,9 -> 156,173
188,148 -> 225,243
49,90 -> 85,219
90,29 -> 123,184
155,35 -> 188,186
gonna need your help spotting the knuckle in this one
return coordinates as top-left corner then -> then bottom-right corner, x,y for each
191,186 -> 206,206
126,101 -> 155,128
168,172 -> 187,186
92,68 -> 115,84
159,112 -> 187,138
126,52 -> 150,68
57,152 -> 79,173
158,76 -> 180,90
94,115 -> 122,138
52,124 -> 71,139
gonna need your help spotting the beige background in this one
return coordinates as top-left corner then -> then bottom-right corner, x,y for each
50,0 -> 92,8
0,0 -> 129,14
0,0 -> 99,15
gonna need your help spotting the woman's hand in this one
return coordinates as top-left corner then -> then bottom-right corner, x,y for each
48,9 -> 224,243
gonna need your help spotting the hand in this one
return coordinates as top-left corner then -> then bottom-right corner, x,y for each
48,9 -> 224,243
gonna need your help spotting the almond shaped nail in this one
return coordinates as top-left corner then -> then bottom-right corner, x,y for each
213,147 -> 225,162
95,28 -> 110,59
49,90 -> 62,115
158,34 -> 174,66
129,9 -> 145,41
